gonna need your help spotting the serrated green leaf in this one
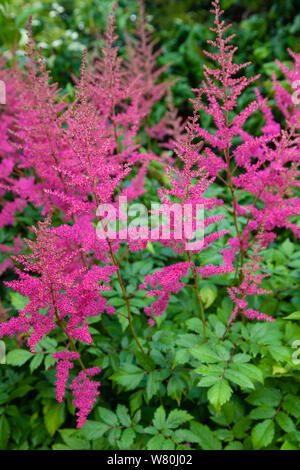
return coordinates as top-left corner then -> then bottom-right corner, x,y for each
268,346 -> 291,362
174,429 -> 201,444
0,341 -> 5,365
130,298 -> 147,308
166,409 -> 193,429
190,422 -> 222,450
79,421 -> 109,440
108,297 -> 126,307
284,311 -> 300,320
251,419 -> 275,449
190,345 -> 221,363
276,412 -> 296,433
108,427 -> 122,446
172,348 -> 190,367
246,388 -> 282,407
232,417 -> 252,439
146,434 -> 166,450
98,407 -> 118,426
59,429 -> 89,450
167,375 -> 185,404
224,368 -> 254,389
146,371 -> 160,401
40,336 -> 57,352
195,364 -> 225,376
281,239 -> 294,257
207,379 -> 232,413
44,354 -> 57,370
282,395 -> 300,419
230,363 -> 263,384
232,353 -> 251,363
29,353 -> 44,373
199,284 -> 217,308
10,385 -> 32,400
198,375 -> 219,387
116,405 -> 131,427
136,351 -> 155,370
119,428 -> 135,449
225,441 -> 244,450
280,441 -> 298,450
153,406 -> 166,430
110,364 -> 145,391
6,349 -> 32,367
130,390 -> 143,415
249,406 -> 276,420
44,403 -> 66,437
186,317 -> 204,334
251,419 -> 275,450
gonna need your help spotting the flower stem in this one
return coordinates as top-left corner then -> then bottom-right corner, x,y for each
187,251 -> 207,342
107,239 -> 145,354
50,286 -> 87,372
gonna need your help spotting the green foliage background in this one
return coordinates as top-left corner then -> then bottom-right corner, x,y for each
0,0 -> 299,451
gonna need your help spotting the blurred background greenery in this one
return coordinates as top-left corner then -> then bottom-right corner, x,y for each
0,0 -> 299,111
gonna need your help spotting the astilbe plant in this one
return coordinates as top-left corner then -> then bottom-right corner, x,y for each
139,105 -> 235,337
169,0 -> 300,331
0,2 -> 170,427
140,0 -> 299,334
0,0 -> 299,430
125,1 -> 172,129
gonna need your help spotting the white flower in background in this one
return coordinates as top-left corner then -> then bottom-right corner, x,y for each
52,39 -> 63,47
38,42 -> 49,49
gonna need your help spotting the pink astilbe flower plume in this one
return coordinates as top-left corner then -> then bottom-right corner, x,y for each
12,18 -> 72,215
273,48 -> 300,126
52,351 -> 80,402
172,0 -> 300,324
125,0 -> 171,121
0,214 -> 112,423
140,262 -> 191,325
227,228 -> 275,328
140,69 -> 235,328
70,367 -> 101,428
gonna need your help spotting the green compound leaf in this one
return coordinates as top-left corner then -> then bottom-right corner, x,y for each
199,284 -> 217,308
284,311 -> 300,320
44,402 -> 66,437
110,364 -> 145,391
207,379 -> 233,413
152,406 -> 166,430
6,349 -> 33,367
251,419 -> 275,449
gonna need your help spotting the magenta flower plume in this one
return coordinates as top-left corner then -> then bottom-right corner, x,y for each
70,367 -> 101,428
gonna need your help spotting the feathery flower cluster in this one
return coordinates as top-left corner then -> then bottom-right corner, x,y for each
140,262 -> 190,325
70,367 -> 101,428
52,351 -> 80,402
